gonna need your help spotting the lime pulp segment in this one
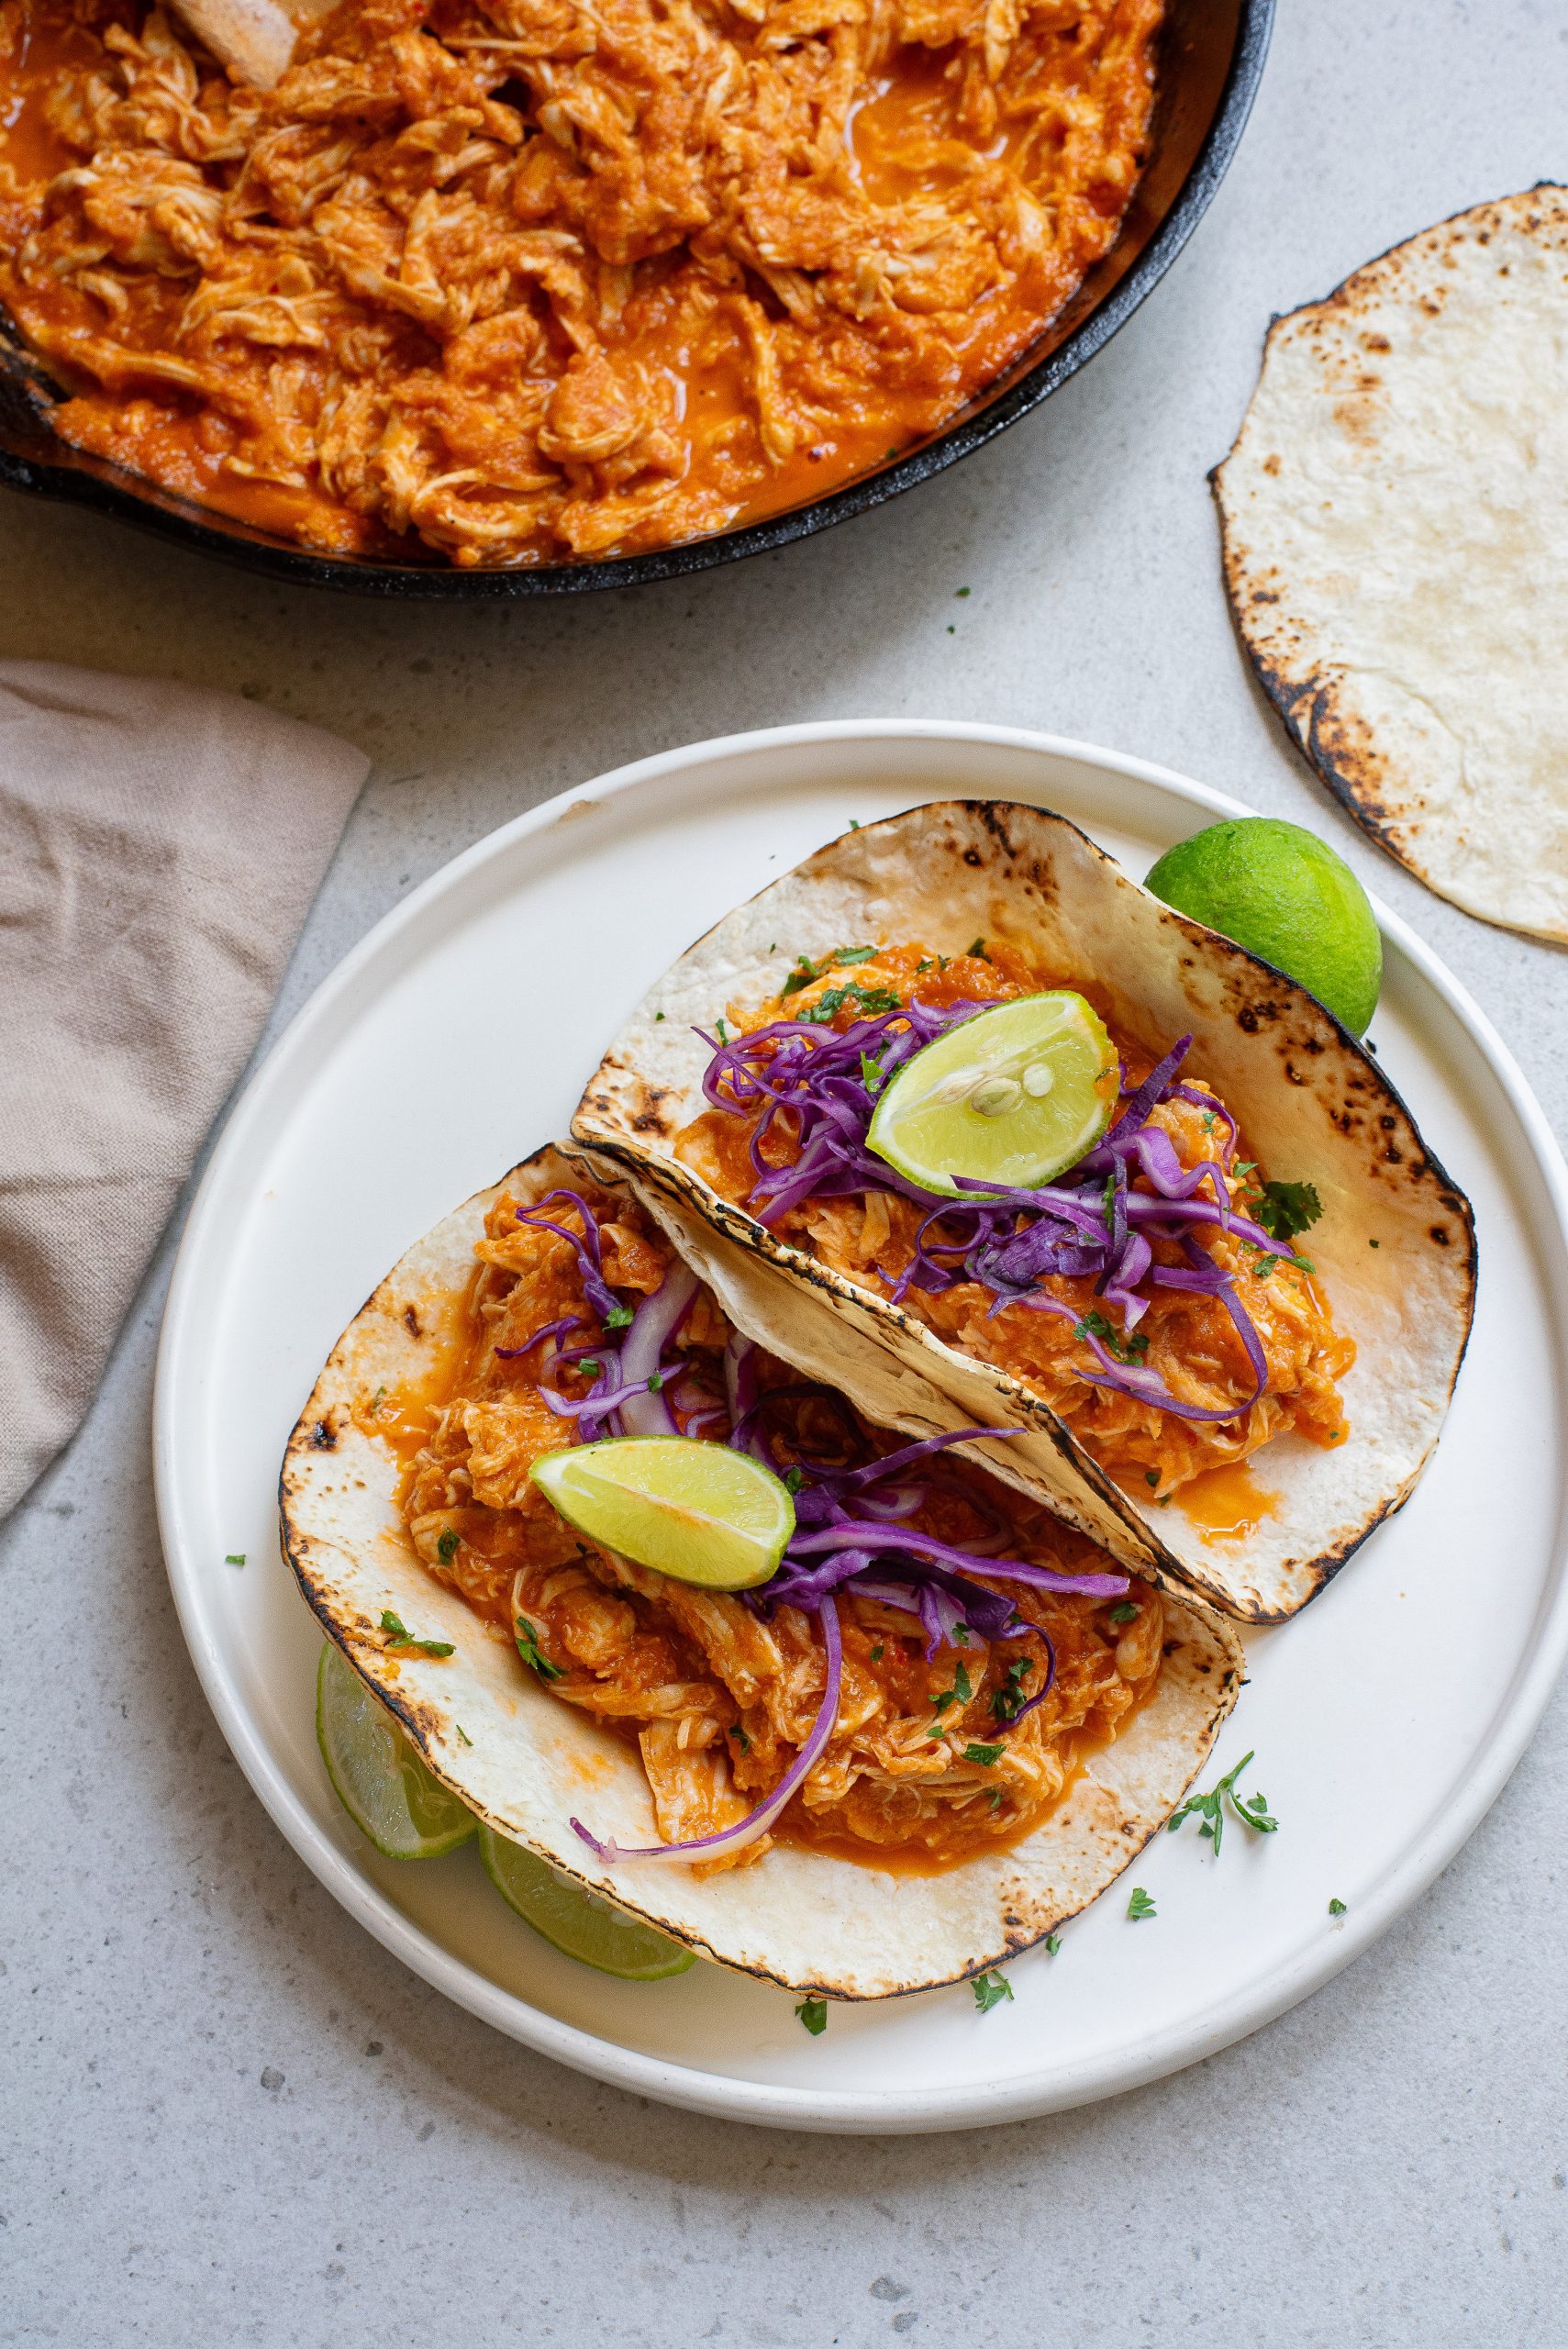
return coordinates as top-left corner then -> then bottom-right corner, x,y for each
866,992 -> 1119,1196
316,1642 -> 477,1860
530,1435 -> 795,1590
479,1825 -> 695,1978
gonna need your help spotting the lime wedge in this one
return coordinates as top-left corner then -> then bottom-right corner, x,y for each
866,992 -> 1119,1196
317,1642 -> 476,1860
479,1825 -> 695,1979
530,1435 -> 794,1590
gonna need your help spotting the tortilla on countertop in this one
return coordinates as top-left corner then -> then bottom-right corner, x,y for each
280,1144 -> 1244,2000
1215,184 -> 1568,942
572,802 -> 1475,1624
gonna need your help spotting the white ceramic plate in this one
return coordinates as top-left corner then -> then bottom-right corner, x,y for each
154,723 -> 1568,2134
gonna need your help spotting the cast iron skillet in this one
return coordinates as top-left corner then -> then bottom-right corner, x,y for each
0,0 -> 1273,597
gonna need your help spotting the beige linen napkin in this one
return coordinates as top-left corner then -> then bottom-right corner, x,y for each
0,660 -> 370,1518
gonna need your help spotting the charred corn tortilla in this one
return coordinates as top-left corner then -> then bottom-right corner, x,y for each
279,1144 -> 1243,2000
1215,185 -> 1568,942
572,801 -> 1475,1623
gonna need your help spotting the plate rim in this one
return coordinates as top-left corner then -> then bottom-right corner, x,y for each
153,718 -> 1568,2133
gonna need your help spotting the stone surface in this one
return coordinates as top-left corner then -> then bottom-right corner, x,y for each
4,4 -> 1567,2342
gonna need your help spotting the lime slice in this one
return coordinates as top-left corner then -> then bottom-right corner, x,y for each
479,1825 -> 695,1979
1144,817 -> 1382,1036
317,1642 -> 476,1860
531,1435 -> 793,1590
866,992 -> 1119,1196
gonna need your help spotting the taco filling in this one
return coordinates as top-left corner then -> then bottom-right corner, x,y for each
671,941 -> 1355,1498
393,1171 -> 1167,1875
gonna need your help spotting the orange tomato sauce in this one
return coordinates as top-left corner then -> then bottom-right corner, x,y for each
0,0 -> 1162,565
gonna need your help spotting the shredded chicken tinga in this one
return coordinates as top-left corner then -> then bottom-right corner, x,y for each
673,941 -> 1355,1495
395,1174 -> 1164,1872
0,0 -> 1160,565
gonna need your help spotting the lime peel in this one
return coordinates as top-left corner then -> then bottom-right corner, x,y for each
530,1434 -> 795,1590
316,1642 -> 476,1860
478,1824 -> 695,1978
866,992 -> 1119,1196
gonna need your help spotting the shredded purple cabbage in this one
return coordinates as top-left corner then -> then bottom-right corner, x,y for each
518,1192 -> 1135,1866
699,995 -> 1274,1427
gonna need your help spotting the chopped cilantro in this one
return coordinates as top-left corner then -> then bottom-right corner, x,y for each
437,1526 -> 460,1564
515,1616 -> 562,1682
654,1011 -> 665,1022
932,1661 -> 973,1714
1249,1247 -> 1315,1282
1166,1748 -> 1277,1854
367,1385 -> 386,1417
916,958 -> 933,974
1108,1602 -> 1138,1625
859,1050 -> 885,1093
955,586 -> 971,598
1074,1308 -> 1150,1364
577,1358 -> 602,1378
728,1723 -> 751,1753
963,1741 -> 1006,1767
869,1642 -> 884,1664
379,1608 -> 454,1658
1253,1179 -> 1323,1242
782,1465 -> 805,1496
780,954 -> 821,997
966,937 -> 990,961
798,980 -> 902,1024
1329,1898 -> 1347,1917
1369,1237 -> 1381,1249
972,1971 -> 1013,2012
1201,1112 -> 1216,1134
833,944 -> 877,966
1126,1887 -> 1157,1920
604,1304 -> 634,1330
991,1657 -> 1034,1723
646,1370 -> 663,1392
1044,1932 -> 1062,1957
456,1723 -> 473,1747
715,1019 -> 729,1046
1144,1471 -> 1161,1490
988,1787 -> 1006,1812
795,1997 -> 828,2035
225,1553 -> 246,1567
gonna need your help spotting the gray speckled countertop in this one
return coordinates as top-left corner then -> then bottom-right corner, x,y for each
5,3 -> 1567,2341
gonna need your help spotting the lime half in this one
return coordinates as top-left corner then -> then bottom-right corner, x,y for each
531,1435 -> 794,1590
866,992 -> 1119,1196
317,1642 -> 476,1860
1144,818 -> 1382,1036
479,1826 -> 695,1979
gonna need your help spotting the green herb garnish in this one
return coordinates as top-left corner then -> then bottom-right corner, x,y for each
604,1304 -> 634,1330
1166,1748 -> 1278,1854
729,1723 -> 751,1753
990,1657 -> 1034,1723
1044,1933 -> 1062,1957
1074,1308 -> 1150,1364
783,1465 -> 805,1495
436,1526 -> 460,1564
859,1051 -> 885,1093
795,1997 -> 828,2035
798,980 -> 902,1024
225,1553 -> 246,1567
972,1971 -> 1013,2012
780,954 -> 821,997
1108,1602 -> 1138,1625
456,1723 -> 473,1746
1126,1887 -> 1157,1920
1329,1898 -> 1347,1917
1252,1179 -> 1323,1243
367,1385 -> 386,1417
966,937 -> 990,961
380,1609 -> 454,1658
1144,1471 -> 1161,1490
515,1616 -> 562,1682
869,1642 -> 884,1664
932,1661 -> 973,1715
962,1741 -> 1005,1767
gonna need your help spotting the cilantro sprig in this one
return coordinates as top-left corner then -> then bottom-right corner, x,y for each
972,1971 -> 1013,2012
1251,1179 -> 1322,1242
1126,1887 -> 1157,1920
932,1661 -> 973,1715
1166,1749 -> 1278,1855
1074,1308 -> 1150,1364
515,1615 -> 563,1682
795,1997 -> 828,2035
379,1609 -> 454,1658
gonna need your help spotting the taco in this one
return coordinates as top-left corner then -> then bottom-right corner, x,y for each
571,802 -> 1475,1622
280,1143 -> 1242,1998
